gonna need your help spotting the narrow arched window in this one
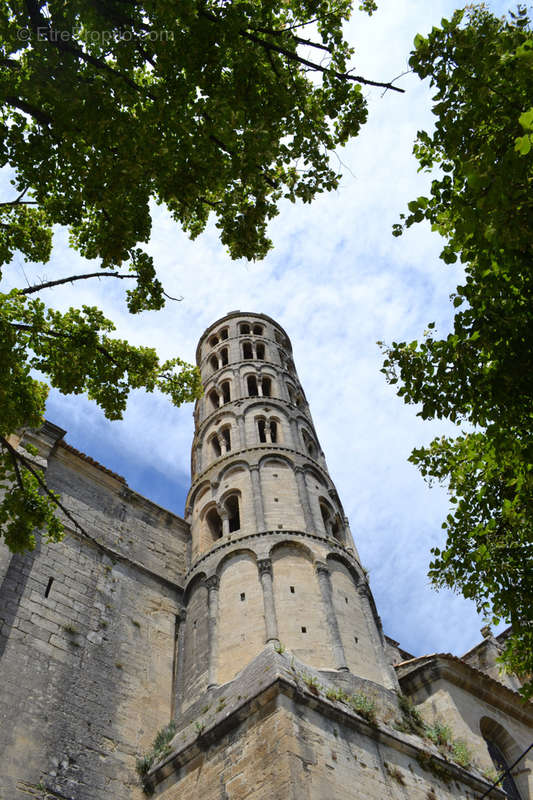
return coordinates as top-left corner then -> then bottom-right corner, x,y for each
275,331 -> 282,344
270,419 -> 278,443
320,500 -> 335,537
247,375 -> 258,396
206,507 -> 223,540
211,436 -> 221,458
209,389 -> 220,410
256,343 -> 265,360
209,334 -> 219,347
302,430 -> 317,458
226,495 -> 240,532
220,347 -> 228,366
221,381 -> 231,403
240,323 -> 251,335
242,342 -> 253,359
258,419 -> 267,443
209,354 -> 219,372
253,324 -> 263,335
221,427 -> 231,452
287,385 -> 296,404
220,328 -> 229,340
262,377 -> 272,397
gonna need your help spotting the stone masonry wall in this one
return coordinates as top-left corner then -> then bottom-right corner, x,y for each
0,428 -> 189,800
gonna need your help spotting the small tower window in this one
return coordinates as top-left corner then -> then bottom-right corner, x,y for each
262,377 -> 272,397
220,328 -> 229,340
270,420 -> 278,443
206,507 -> 223,540
240,323 -> 251,335
301,626 -> 307,634
209,335 -> 219,347
256,343 -> 265,360
209,389 -> 220,410
44,577 -> 54,598
211,436 -> 222,458
302,430 -> 317,458
221,427 -> 231,452
221,381 -> 231,403
240,592 -> 246,601
290,586 -> 295,594
287,385 -> 296,404
275,331 -> 282,344
220,347 -> 229,366
253,324 -> 263,335
247,375 -> 258,396
242,341 -> 253,359
257,419 -> 267,443
209,354 -> 219,372
226,495 -> 240,533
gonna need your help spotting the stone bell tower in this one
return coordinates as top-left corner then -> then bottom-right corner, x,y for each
175,311 -> 397,718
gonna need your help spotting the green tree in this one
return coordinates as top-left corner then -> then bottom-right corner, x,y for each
381,6 -> 533,695
1,0 -> 403,552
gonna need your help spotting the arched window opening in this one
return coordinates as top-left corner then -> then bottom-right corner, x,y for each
221,381 -> 231,404
287,384 -> 296,404
209,389 -> 220,410
288,358 -> 295,372
240,323 -> 251,335
256,343 -> 265,360
320,500 -> 335,537
485,740 -> 522,800
209,354 -> 219,372
275,331 -> 282,344
253,324 -> 263,335
247,375 -> 258,396
262,377 -> 272,397
331,515 -> 343,542
258,419 -> 267,443
270,420 -> 278,443
220,328 -> 229,340
211,435 -> 221,458
209,334 -> 219,347
226,495 -> 240,532
242,341 -> 253,359
206,507 -> 223,540
295,393 -> 304,409
302,430 -> 317,458
220,347 -> 229,366
221,427 -> 231,452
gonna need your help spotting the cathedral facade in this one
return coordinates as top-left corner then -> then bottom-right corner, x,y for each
1,312 -> 531,799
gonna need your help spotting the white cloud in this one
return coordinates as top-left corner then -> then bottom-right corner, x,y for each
2,0 -> 513,658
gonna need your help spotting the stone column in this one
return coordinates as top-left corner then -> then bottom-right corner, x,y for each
294,467 -> 315,532
233,367 -> 243,399
206,575 -> 220,689
289,417 -> 300,450
172,610 -> 186,718
315,562 -> 348,671
237,414 -> 246,449
250,465 -> 266,531
258,559 -> 279,645
220,507 -> 230,538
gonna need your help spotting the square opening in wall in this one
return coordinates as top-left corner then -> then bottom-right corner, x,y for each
240,592 -> 245,601
290,586 -> 295,594
301,626 -> 307,633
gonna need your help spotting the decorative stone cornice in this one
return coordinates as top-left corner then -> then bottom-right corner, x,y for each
396,654 -> 533,726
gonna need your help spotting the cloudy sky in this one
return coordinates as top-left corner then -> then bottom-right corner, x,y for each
3,0 -> 512,659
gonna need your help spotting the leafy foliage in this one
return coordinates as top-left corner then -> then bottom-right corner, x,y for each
382,6 -> 533,695
1,1 -> 400,553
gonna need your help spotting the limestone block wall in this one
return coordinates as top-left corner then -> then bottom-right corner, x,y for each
0,426 -> 189,800
407,673 -> 533,798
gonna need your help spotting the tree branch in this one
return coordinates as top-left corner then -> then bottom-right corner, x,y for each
20,271 -> 138,295
10,323 -> 121,366
4,96 -> 52,126
0,436 -> 87,536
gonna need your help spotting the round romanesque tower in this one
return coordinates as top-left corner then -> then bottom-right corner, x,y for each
177,312 -> 397,713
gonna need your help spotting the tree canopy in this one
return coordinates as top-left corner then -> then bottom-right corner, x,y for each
0,0 -> 404,552
381,5 -> 533,696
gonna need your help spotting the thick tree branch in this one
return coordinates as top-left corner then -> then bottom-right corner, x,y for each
20,271 -> 138,295
4,96 -> 52,126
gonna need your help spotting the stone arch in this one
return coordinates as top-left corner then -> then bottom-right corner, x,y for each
216,550 -> 265,684
183,570 -> 207,603
479,717 -> 526,799
271,541 -> 333,669
188,480 -> 211,510
258,453 -> 295,470
216,459 -> 250,485
239,322 -> 251,335
253,323 -> 264,336
319,495 -> 343,541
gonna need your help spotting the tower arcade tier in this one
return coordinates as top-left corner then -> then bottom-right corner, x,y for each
179,312 -> 397,713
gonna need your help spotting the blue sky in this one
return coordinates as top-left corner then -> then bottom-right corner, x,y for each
3,0 -> 513,658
